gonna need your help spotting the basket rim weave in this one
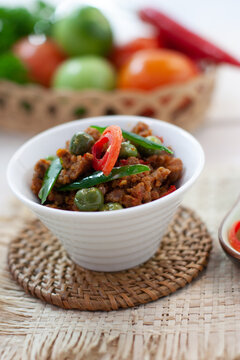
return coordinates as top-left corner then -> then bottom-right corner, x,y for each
0,65 -> 216,134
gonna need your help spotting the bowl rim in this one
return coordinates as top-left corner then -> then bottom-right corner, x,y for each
7,115 -> 205,219
218,194 -> 240,260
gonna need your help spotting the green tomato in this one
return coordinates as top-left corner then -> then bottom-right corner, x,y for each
52,6 -> 113,56
74,187 -> 104,211
52,56 -> 116,91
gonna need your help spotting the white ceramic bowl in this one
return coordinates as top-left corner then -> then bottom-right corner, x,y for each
7,116 -> 204,272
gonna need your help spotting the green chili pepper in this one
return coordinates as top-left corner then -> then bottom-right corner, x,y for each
58,164 -> 150,191
91,125 -> 173,155
38,157 -> 62,204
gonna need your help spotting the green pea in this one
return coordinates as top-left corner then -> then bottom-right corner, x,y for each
137,136 -> 162,156
74,187 -> 104,211
45,155 -> 56,161
100,202 -> 123,211
119,142 -> 138,158
69,131 -> 94,155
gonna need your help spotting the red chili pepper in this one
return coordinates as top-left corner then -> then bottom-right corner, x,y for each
162,185 -> 176,197
139,8 -> 240,67
228,221 -> 240,252
92,125 -> 122,176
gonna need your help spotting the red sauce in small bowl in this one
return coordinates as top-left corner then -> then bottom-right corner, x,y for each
229,221 -> 240,252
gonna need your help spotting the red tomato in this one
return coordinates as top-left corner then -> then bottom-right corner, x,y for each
13,36 -> 66,87
109,37 -> 160,69
117,49 -> 199,91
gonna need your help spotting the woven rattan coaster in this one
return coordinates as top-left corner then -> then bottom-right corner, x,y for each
8,206 -> 212,311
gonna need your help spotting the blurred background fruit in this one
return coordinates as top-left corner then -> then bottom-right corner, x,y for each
53,56 -> 116,90
52,6 -> 113,57
0,1 -> 223,92
117,49 -> 199,91
0,52 -> 28,84
109,36 -> 160,69
0,7 -> 35,53
0,1 -> 55,55
0,0 -> 237,135
13,35 -> 66,87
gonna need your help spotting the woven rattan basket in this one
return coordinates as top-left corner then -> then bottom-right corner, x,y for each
0,66 -> 215,134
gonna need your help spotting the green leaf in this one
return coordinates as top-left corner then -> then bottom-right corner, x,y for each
38,157 -> 62,204
91,125 -> 173,155
58,164 -> 150,191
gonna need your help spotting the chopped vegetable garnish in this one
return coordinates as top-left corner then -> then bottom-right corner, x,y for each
229,221 -> 240,252
91,125 -> 173,154
92,125 -> 122,176
38,157 -> 62,204
58,164 -> 150,191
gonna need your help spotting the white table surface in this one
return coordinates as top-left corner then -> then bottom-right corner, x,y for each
0,0 -> 240,216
